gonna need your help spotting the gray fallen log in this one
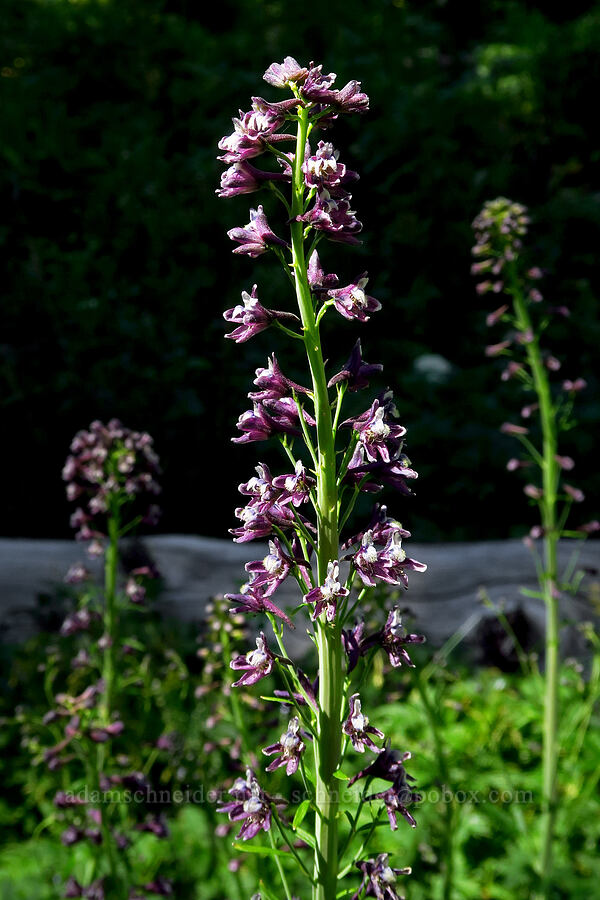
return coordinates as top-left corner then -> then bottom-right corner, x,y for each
0,537 -> 598,657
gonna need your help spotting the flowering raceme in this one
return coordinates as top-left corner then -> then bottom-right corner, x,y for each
214,57 -> 426,900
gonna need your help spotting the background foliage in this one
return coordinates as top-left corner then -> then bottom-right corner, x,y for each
2,0 -> 599,540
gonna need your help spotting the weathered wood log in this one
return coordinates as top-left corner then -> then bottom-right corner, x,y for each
0,537 -> 597,657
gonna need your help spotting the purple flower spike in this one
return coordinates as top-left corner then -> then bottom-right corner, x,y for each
343,694 -> 384,753
328,340 -> 383,392
327,274 -> 381,322
224,286 -> 274,342
226,582 -> 293,628
228,206 -> 289,257
304,561 -> 349,622
353,854 -> 411,900
262,716 -> 306,775
263,57 -> 309,88
230,632 -> 278,687
330,80 -> 370,114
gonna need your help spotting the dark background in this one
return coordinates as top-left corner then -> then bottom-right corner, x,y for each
2,0 -> 599,542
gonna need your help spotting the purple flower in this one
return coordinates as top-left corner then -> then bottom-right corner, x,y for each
348,741 -> 412,787
353,531 -> 391,587
248,355 -> 309,402
272,460 -> 315,507
307,250 -> 339,292
64,878 -> 105,899
60,608 -> 99,636
223,285 -> 274,341
217,108 -> 288,163
224,288 -> 300,344
239,462 -> 278,502
263,57 -> 309,88
232,397 -> 311,444
230,498 -> 296,542
245,538 -> 296,596
365,781 -> 420,830
63,420 -> 161,545
64,563 -> 91,585
343,694 -> 384,753
362,608 -> 426,668
303,141 -> 358,192
141,877 -> 173,896
228,206 -> 289,257
346,398 -> 406,464
230,632 -> 278,687
226,582 -> 293,627
299,189 -> 363,244
379,533 -> 427,588
217,769 -> 278,841
217,160 -> 290,199
342,621 -> 365,674
304,561 -> 349,622
353,854 -> 411,900
328,340 -> 383,392
262,716 -> 306,775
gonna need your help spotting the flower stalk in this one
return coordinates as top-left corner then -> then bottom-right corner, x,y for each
471,199 -> 595,897
216,57 -> 427,900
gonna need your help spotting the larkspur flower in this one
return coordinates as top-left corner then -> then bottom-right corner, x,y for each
248,354 -> 309,402
262,716 -> 306,774
303,141 -> 358,192
228,206 -> 289,257
298,188 -> 363,244
380,532 -> 427,588
230,498 -> 297,542
230,633 -> 282,687
272,459 -> 315,507
223,286 -> 274,342
307,250 -> 339,292
343,694 -> 384,753
327,275 -> 381,322
353,854 -> 411,900
245,538 -> 296,596
352,531 -> 391,586
346,398 -> 406,464
304,561 -> 349,622
217,160 -> 290,199
225,582 -> 293,627
263,57 -> 309,88
217,769 -> 284,841
217,108 -> 291,164
328,340 -> 383,392
362,608 -> 426,668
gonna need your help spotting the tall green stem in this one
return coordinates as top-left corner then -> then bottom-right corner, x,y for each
290,106 -> 343,900
512,282 -> 559,894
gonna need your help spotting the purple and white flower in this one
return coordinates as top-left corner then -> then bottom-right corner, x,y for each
228,206 -> 289,257
262,716 -> 306,775
343,694 -> 384,753
327,275 -> 381,322
304,561 -> 349,622
230,633 -> 277,687
353,854 -> 411,900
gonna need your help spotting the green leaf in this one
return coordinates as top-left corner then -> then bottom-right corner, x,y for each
294,825 -> 316,849
232,842 -> 289,859
293,799 -> 311,829
518,588 -> 544,599
333,770 -> 349,781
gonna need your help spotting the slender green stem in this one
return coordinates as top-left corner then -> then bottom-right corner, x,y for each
289,104 -> 343,900
269,827 -> 293,900
511,274 -> 560,896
